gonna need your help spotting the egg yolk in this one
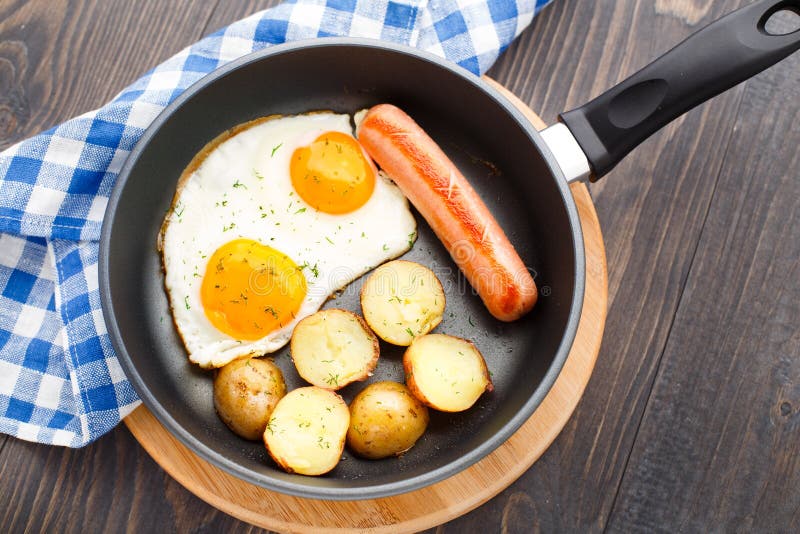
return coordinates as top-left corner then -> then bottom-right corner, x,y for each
290,131 -> 376,214
200,239 -> 307,340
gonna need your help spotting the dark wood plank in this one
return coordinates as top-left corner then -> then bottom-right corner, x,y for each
0,426 -> 273,533
606,28 -> 800,533
0,0 -> 219,151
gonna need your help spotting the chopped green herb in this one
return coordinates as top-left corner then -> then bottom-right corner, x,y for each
184,296 -> 190,310
253,169 -> 265,180
299,261 -> 320,278
271,143 -> 283,157
405,327 -> 415,338
325,373 -> 340,387
233,179 -> 247,189
407,230 -> 416,248
382,244 -> 389,251
325,237 -> 334,245
294,207 -> 307,214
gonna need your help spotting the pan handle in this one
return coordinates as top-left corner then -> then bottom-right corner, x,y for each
558,0 -> 800,182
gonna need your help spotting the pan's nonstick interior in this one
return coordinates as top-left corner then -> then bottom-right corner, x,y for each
101,40 -> 583,499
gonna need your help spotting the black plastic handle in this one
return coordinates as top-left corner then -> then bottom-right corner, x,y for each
560,0 -> 800,181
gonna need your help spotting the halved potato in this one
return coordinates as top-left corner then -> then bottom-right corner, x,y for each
403,334 -> 493,412
360,260 -> 445,346
213,356 -> 286,440
347,381 -> 429,459
290,309 -> 379,390
263,386 -> 349,476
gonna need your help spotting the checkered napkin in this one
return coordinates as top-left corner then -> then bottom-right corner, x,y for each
0,0 -> 552,447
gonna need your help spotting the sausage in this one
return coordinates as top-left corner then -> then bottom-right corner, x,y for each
356,104 -> 537,322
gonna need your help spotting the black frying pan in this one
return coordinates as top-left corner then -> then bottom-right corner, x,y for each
100,0 -> 800,500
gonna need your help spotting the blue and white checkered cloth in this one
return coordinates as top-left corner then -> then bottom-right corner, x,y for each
0,0 -> 552,447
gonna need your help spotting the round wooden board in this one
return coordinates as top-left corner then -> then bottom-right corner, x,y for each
124,83 -> 608,533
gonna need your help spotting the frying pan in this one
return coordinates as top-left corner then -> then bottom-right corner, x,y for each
100,0 -> 800,500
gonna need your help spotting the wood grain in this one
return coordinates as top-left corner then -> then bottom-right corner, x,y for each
606,32 -> 800,533
0,423 -> 266,533
1,0 -> 799,532
0,0 -> 219,151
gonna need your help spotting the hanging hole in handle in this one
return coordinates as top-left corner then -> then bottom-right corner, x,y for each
761,6 -> 800,35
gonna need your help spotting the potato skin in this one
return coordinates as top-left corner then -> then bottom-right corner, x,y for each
213,356 -> 286,440
347,381 -> 429,459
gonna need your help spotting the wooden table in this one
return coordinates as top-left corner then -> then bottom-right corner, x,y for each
1,1 -> 798,531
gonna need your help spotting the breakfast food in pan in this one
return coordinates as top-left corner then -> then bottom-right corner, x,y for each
158,112 -> 416,369
359,260 -> 445,346
158,103 -> 538,475
347,381 -> 429,459
290,309 -> 379,390
213,357 -> 286,440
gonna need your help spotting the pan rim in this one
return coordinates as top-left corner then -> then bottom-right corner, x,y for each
99,36 -> 586,501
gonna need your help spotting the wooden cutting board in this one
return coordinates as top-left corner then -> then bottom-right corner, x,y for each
124,82 -> 608,533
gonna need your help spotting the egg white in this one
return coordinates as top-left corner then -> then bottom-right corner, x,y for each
161,113 -> 416,368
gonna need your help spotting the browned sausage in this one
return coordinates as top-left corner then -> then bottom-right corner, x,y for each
357,104 -> 537,322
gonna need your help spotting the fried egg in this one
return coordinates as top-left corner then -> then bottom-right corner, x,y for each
160,112 -> 416,368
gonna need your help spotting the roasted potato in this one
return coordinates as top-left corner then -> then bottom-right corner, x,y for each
263,386 -> 349,476
347,381 -> 429,459
360,260 -> 445,346
403,334 -> 493,412
290,309 -> 379,390
213,356 -> 286,440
